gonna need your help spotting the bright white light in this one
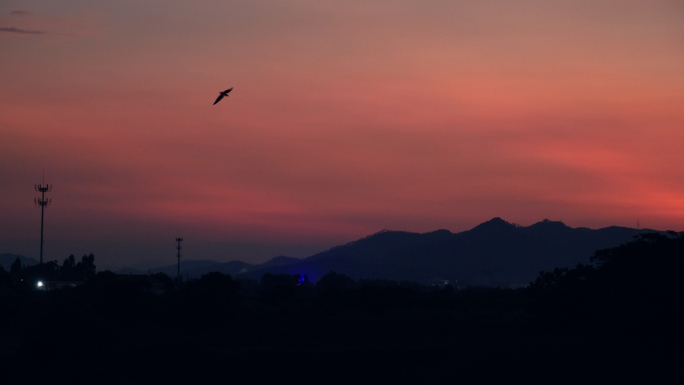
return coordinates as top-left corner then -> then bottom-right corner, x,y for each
37,281 -> 43,288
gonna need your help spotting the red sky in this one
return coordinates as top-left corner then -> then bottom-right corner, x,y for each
2,1 -> 683,270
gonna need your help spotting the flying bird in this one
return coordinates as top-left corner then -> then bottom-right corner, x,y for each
213,87 -> 233,105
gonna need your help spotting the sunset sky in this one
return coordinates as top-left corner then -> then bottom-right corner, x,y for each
2,1 -> 683,270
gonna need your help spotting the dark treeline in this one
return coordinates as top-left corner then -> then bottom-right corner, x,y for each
1,233 -> 682,383
1,253 -> 96,288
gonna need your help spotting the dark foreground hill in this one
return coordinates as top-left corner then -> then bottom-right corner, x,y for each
239,218 -> 660,286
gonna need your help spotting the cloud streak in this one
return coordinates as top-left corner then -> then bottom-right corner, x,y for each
0,26 -> 46,34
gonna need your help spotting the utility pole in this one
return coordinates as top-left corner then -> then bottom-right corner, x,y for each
35,180 -> 52,265
176,237 -> 183,282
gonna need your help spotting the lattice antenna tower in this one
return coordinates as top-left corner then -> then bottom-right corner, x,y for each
176,237 -> 183,282
35,174 -> 52,264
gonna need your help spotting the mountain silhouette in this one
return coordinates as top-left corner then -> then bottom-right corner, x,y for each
136,255 -> 301,279
11,218 -> 660,286
0,253 -> 38,271
237,218 -> 661,286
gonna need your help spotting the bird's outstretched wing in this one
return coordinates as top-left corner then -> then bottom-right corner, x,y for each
213,87 -> 234,105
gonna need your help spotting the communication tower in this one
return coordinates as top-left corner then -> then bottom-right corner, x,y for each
176,237 -> 183,282
34,179 -> 52,264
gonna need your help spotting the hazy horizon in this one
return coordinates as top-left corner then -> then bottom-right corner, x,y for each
1,217 -> 669,272
2,1 -> 683,270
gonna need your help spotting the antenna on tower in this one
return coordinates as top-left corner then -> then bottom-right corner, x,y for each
35,177 -> 52,264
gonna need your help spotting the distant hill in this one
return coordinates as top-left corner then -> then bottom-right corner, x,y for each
259,255 -> 301,268
114,218 -> 662,286
134,255 -> 301,280
237,218 -> 662,287
0,253 -> 38,271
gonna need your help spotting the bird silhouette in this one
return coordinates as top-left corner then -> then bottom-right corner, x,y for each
213,88 -> 233,105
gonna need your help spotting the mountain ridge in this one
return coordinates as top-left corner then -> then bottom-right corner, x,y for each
4,218 -> 664,286
236,218 -> 662,286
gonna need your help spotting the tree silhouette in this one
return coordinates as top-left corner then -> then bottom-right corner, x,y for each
259,273 -> 302,303
530,231 -> 684,354
0,265 -> 9,288
63,254 -> 76,269
9,257 -> 22,285
77,253 -> 96,280
185,272 -> 240,299
60,254 -> 78,280
316,271 -> 354,293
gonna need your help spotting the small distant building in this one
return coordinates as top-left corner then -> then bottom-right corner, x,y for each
500,282 -> 529,289
430,278 -> 456,288
36,280 -> 84,291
